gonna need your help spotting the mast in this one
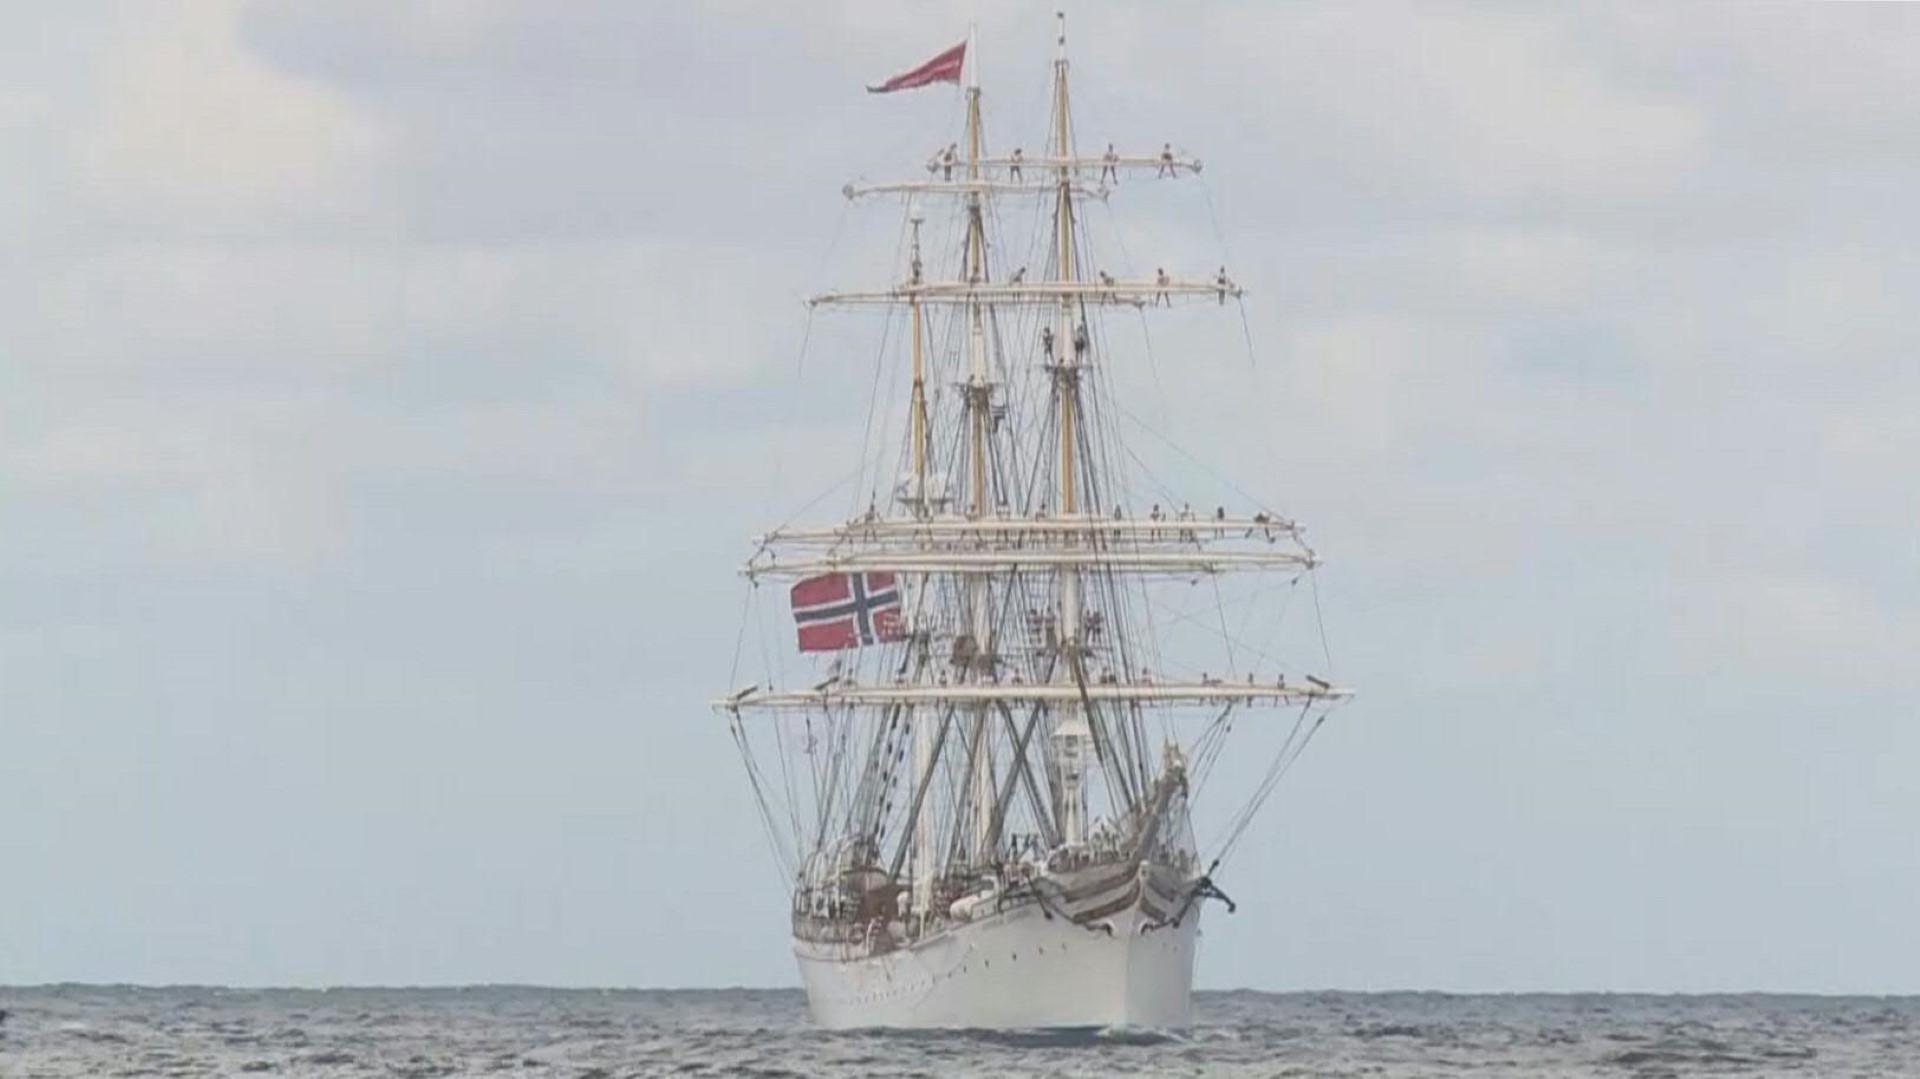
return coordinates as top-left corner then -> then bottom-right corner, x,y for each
962,22 -> 996,866
964,24 -> 990,528
915,22 -> 990,915
908,212 -> 929,509
907,201 -> 934,916
1052,14 -> 1077,522
1049,11 -> 1089,847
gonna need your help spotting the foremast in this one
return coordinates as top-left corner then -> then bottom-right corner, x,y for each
960,27 -> 998,877
1048,12 -> 1090,848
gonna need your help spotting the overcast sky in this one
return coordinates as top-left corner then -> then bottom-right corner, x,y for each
5,1 -> 1919,993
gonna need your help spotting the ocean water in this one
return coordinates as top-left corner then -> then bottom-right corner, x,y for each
1,986 -> 1914,1078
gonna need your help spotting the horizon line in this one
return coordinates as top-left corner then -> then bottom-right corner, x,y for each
6,983 -> 1918,999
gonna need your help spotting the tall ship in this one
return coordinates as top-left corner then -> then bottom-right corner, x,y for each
717,16 -> 1351,1030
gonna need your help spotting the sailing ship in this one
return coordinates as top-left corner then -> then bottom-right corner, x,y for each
717,17 -> 1351,1030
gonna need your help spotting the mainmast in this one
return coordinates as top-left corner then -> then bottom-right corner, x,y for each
1049,11 -> 1090,848
907,207 -> 934,920
915,22 -> 996,917
961,23 -> 996,869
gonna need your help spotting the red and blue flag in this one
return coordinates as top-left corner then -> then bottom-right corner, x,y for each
790,572 -> 905,652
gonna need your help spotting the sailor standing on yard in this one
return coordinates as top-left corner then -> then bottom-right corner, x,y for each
1158,141 -> 1177,177
1101,142 -> 1119,183
1009,146 -> 1024,180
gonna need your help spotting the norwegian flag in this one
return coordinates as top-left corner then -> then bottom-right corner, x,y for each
790,572 -> 906,652
867,41 -> 966,94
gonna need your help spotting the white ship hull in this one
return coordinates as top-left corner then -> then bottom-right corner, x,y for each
795,900 -> 1200,1030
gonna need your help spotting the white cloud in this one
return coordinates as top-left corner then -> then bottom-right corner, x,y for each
391,238 -> 812,390
1674,572 -> 1920,685
1200,5 -> 1707,204
66,0 -> 391,235
11,392 -> 346,570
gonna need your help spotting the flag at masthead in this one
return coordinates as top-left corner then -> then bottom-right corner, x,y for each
867,41 -> 965,93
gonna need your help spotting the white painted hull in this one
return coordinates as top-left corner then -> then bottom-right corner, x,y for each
795,900 -> 1200,1029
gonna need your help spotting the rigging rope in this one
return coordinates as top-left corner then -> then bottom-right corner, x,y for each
730,713 -> 796,881
1310,567 -> 1337,678
1205,698 -> 1344,870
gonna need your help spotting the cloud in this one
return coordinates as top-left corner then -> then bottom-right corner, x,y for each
1197,5 -> 1706,207
1674,571 -> 1920,688
52,1 -> 390,240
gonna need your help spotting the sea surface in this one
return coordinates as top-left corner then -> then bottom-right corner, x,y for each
1,986 -> 1915,1078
